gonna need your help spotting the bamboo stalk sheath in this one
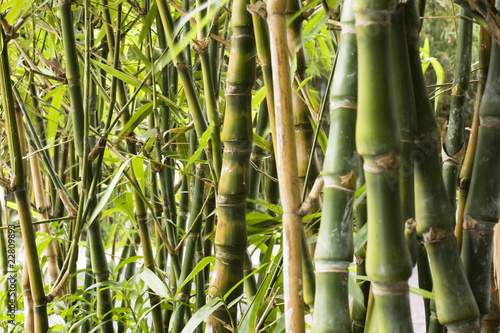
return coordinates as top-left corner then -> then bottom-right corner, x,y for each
312,0 -> 357,331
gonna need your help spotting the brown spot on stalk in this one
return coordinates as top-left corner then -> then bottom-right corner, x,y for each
340,170 -> 356,190
423,226 -> 447,242
463,216 -> 478,230
355,256 -> 365,265
376,150 -> 400,170
405,218 -> 417,233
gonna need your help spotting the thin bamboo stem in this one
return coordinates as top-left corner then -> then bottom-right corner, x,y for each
268,0 -> 305,330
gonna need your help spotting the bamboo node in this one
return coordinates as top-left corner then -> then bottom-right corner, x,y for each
372,281 -> 409,296
192,38 -> 210,55
374,150 -> 400,171
355,256 -> 365,265
247,1 -> 267,20
463,216 -> 478,230
422,226 -> 447,243
175,62 -> 188,72
340,170 -> 357,190
405,218 -> 417,233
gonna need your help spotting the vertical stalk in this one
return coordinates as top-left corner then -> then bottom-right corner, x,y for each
0,24 -> 49,333
442,7 -> 473,210
268,0 -> 305,330
312,0 -> 357,331
405,0 -> 481,330
353,0 -> 414,330
206,0 -> 255,330
456,27 -> 491,249
461,27 -> 500,318
391,4 -> 418,265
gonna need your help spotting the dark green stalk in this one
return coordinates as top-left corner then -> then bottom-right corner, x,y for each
405,0 -> 481,330
172,166 -> 207,333
249,0 -> 276,147
0,24 -> 49,333
456,27 -> 491,249
196,0 -> 222,182
59,0 -> 85,157
353,0 -> 414,330
352,161 -> 369,333
247,100 -> 270,211
312,0 -> 357,331
443,7 -> 473,211
391,5 -> 418,265
461,29 -> 500,318
207,0 -> 255,329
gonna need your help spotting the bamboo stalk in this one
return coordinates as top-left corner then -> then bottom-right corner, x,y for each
312,0 -> 357,330
456,27 -> 491,249
404,0 -> 481,330
207,0 -> 255,329
461,23 -> 500,318
0,24 -> 49,333
353,0 -> 414,330
442,7 -> 473,210
268,0 -> 305,330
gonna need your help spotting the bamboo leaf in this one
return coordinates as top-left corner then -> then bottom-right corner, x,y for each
354,223 -> 368,254
117,102 -> 153,138
252,132 -> 272,153
348,274 -> 366,311
88,159 -> 130,223
409,286 -> 435,300
175,256 -> 216,299
140,268 -> 171,299
92,60 -> 140,87
246,198 -> 283,216
251,86 -> 266,111
180,297 -> 223,333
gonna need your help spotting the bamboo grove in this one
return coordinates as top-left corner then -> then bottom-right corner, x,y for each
1,0 -> 500,332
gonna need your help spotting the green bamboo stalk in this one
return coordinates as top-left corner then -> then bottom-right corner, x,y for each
206,0 -> 255,330
172,165 -> 208,332
0,24 -> 49,333
196,0 -> 223,182
456,27 -> 491,249
391,4 -> 418,266
22,261 -> 34,333
353,0 -> 414,330
404,0 -> 481,330
268,0 -> 305,330
59,0 -> 85,157
442,7 -> 473,210
460,26 -> 500,318
249,0 -> 276,149
312,0 -> 357,330
352,162 -> 369,333
247,101 -> 270,212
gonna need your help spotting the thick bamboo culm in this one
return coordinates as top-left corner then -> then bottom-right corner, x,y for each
461,28 -> 500,317
404,0 -> 481,330
312,0 -> 357,331
442,7 -> 473,210
268,0 -> 306,330
391,4 -> 418,266
0,24 -> 49,332
456,27 -> 491,249
353,0 -> 414,330
206,0 -> 255,330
